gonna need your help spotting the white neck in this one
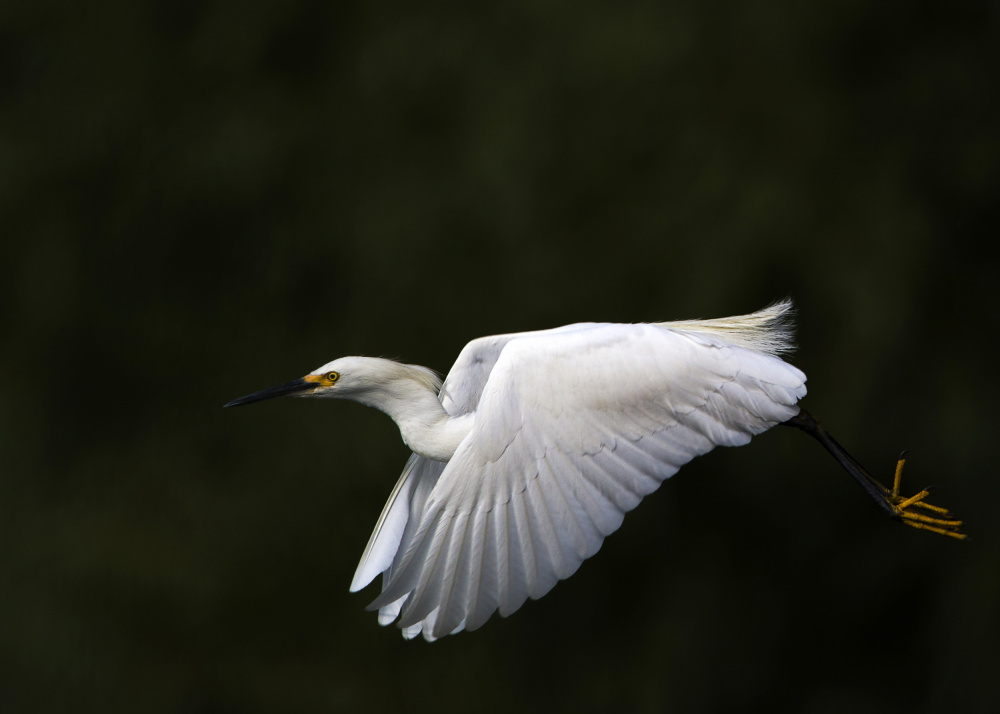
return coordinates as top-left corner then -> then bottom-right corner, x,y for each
350,369 -> 473,462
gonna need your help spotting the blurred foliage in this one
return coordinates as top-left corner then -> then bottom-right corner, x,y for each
1,0 -> 998,712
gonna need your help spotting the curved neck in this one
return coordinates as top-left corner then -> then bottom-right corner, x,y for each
354,375 -> 473,461
398,408 -> 474,462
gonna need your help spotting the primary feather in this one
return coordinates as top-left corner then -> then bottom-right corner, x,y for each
350,301 -> 806,640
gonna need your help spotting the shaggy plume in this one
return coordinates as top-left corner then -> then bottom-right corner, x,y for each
658,299 -> 797,356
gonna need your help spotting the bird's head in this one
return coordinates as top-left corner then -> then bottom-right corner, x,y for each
224,357 -> 441,408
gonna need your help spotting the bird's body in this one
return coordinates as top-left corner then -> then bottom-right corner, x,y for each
226,301 -> 964,641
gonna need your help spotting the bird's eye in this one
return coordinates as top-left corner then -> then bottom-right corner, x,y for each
326,371 -> 340,383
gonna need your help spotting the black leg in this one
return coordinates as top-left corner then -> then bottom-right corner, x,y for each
780,409 -> 966,539
781,409 -> 898,518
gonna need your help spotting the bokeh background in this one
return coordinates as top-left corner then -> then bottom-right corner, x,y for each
3,1 -> 998,712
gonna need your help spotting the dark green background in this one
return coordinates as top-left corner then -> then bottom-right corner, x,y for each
3,1 -> 998,712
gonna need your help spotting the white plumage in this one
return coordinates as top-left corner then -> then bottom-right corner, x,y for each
226,301 -> 808,640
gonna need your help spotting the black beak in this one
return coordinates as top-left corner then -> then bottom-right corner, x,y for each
224,377 -> 316,408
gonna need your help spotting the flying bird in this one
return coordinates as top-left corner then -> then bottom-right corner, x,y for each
225,301 -> 964,641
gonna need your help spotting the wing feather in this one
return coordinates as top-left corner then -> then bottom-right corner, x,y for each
396,513 -> 461,627
525,477 -> 571,582
464,508 -> 501,631
435,508 -> 484,635
359,317 -> 807,640
545,446 -> 627,537
536,455 -> 593,560
499,497 -> 531,616
352,456 -> 447,593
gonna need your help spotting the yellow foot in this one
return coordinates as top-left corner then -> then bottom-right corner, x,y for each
889,455 -> 967,540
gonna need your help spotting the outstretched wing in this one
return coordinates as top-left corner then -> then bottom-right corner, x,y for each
349,331 -> 527,594
367,322 -> 807,640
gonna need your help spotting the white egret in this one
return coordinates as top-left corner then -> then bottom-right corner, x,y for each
225,301 -> 964,641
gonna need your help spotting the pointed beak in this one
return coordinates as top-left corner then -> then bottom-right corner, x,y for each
224,376 -> 319,408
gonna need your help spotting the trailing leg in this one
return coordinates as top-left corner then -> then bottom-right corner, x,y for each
781,409 -> 966,540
